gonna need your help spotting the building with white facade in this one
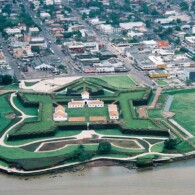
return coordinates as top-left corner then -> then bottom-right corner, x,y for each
5,28 -> 21,35
81,91 -> 89,100
185,36 -> 195,47
53,105 -> 68,121
87,100 -> 104,107
68,101 -> 85,108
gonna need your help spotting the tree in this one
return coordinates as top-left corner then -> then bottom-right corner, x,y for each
74,144 -> 85,157
31,46 -> 40,54
56,38 -> 61,45
75,0 -> 82,7
30,3 -> 35,10
1,75 -> 13,85
110,12 -> 119,25
141,2 -> 149,14
180,47 -> 188,53
176,19 -> 181,24
121,30 -> 128,36
97,141 -> 111,154
2,4 -> 12,15
180,1 -> 189,11
82,13 -> 87,20
79,151 -> 92,162
164,139 -> 177,150
186,78 -> 192,86
175,38 -> 180,45
151,9 -> 159,15
191,1 -> 195,12
175,26 -> 181,31
145,20 -> 151,28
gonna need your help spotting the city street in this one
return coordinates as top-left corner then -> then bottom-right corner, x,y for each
66,5 -> 154,86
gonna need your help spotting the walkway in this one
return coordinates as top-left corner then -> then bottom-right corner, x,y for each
169,119 -> 194,138
137,87 -> 162,117
163,95 -> 173,112
0,93 -> 37,147
150,87 -> 162,108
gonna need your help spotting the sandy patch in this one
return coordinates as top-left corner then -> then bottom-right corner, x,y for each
20,76 -> 81,92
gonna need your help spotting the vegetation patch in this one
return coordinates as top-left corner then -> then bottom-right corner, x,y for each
24,81 -> 39,87
100,75 -> 137,88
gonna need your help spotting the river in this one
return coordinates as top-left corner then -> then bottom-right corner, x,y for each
0,159 -> 195,195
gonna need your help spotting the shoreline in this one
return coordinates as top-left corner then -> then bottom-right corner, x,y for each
1,151 -> 195,177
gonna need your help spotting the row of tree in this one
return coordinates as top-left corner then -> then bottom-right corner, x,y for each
73,141 -> 111,162
0,75 -> 13,85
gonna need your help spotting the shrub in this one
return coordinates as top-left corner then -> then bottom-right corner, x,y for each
97,141 -> 111,154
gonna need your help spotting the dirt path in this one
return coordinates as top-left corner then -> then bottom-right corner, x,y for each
150,87 -> 162,108
137,87 -> 162,118
0,90 -> 16,95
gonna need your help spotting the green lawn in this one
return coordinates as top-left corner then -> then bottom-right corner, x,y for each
6,130 -> 81,146
100,75 -> 137,88
169,92 -> 195,136
0,83 -> 19,90
175,141 -> 194,153
156,94 -> 168,108
155,79 -> 168,86
13,96 -> 38,116
0,94 -> 16,133
147,94 -> 167,119
95,129 -> 124,136
67,105 -> 109,121
150,142 -> 164,152
147,108 -> 164,119
0,143 -> 144,163
24,81 -> 39,87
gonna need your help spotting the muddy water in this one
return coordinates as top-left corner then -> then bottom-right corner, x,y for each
0,159 -> 195,195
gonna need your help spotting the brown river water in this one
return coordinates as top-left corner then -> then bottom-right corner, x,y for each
0,159 -> 195,195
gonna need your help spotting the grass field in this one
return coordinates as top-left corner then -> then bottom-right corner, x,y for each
0,83 -> 19,90
155,79 -> 168,86
100,75 -> 137,88
6,130 -> 81,145
169,92 -> 195,136
147,108 -> 164,119
67,105 -> 109,121
147,94 -> 167,119
0,94 -> 16,133
24,81 -> 39,87
13,96 -> 38,116
150,142 -> 164,152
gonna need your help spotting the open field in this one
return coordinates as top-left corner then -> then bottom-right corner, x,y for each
24,81 -> 39,87
168,91 -> 195,136
67,105 -> 109,122
13,96 -> 38,116
100,75 -> 137,88
0,83 -> 19,90
155,79 -> 168,86
0,94 -> 16,133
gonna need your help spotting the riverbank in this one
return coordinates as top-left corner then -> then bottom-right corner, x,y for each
1,150 -> 195,177
1,159 -> 195,195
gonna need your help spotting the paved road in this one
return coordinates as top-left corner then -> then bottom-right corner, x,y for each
20,0 -> 76,75
0,34 -> 21,79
